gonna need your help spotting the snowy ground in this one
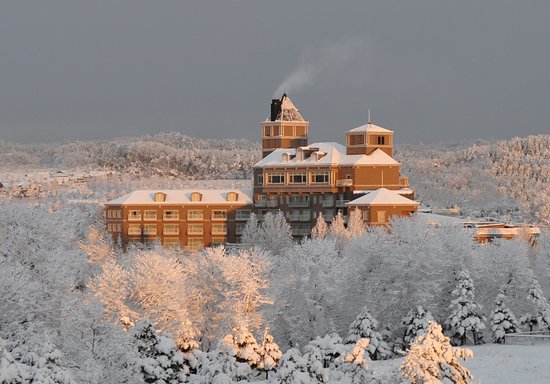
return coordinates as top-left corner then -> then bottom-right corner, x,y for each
370,344 -> 550,383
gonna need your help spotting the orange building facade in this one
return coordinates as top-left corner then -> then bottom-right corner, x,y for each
105,94 -> 418,248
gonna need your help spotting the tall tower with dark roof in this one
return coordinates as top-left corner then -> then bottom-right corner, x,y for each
260,94 -> 309,158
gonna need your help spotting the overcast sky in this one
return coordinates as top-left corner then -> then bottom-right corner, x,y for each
1,1 -> 549,144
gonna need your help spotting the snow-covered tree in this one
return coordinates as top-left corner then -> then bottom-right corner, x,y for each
401,321 -> 474,384
131,319 -> 185,384
192,343 -> 251,383
241,212 -> 261,246
276,348 -> 328,384
335,338 -> 371,383
446,270 -> 486,345
311,213 -> 328,239
526,278 -> 550,330
489,292 -> 519,343
347,306 -> 391,360
346,208 -> 365,239
402,306 -> 434,347
223,324 -> 262,369
304,333 -> 346,369
329,210 -> 347,240
519,312 -> 538,332
258,326 -> 282,379
259,211 -> 294,253
175,319 -> 203,377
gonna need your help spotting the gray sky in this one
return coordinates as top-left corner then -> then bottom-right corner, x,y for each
1,1 -> 549,144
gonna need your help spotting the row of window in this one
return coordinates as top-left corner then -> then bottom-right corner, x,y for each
262,125 -> 306,137
255,194 -> 336,207
126,223 -> 228,236
127,237 -> 227,250
123,209 -> 251,221
258,171 -> 331,186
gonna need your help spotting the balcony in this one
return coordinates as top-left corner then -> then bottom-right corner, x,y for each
211,228 -> 228,235
211,212 -> 228,221
336,179 -> 353,187
292,228 -> 310,236
322,200 -> 334,208
187,213 -> 203,221
267,199 -> 279,208
163,228 -> 180,235
336,200 -> 350,207
255,200 -> 267,207
128,214 -> 142,221
289,213 -> 311,222
289,200 -> 310,208
235,211 -> 251,221
163,213 -> 179,221
128,227 -> 142,235
187,228 -> 203,235
143,227 -> 157,236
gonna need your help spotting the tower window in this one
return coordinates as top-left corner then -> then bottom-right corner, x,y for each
377,136 -> 385,145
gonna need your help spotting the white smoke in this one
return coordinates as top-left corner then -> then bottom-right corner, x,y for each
273,39 -> 368,98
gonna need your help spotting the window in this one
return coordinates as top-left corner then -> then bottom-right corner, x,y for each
163,210 -> 179,220
187,238 -> 203,251
322,194 -> 334,207
154,192 -> 166,202
311,172 -> 330,184
128,210 -> 141,220
107,209 -> 122,219
227,192 -> 238,202
235,209 -> 251,220
187,210 -> 203,220
256,174 -> 264,186
363,210 -> 370,221
211,223 -> 227,235
211,210 -> 227,220
377,136 -> 385,145
191,192 -> 202,202
143,224 -> 157,235
263,126 -> 271,137
211,237 -> 227,246
273,126 -> 280,136
236,222 -> 247,235
267,173 -> 285,184
128,224 -> 141,235
163,224 -> 179,235
289,172 -> 307,184
143,210 -> 157,220
377,210 -> 386,223
188,224 -> 203,235
164,238 -> 180,248
107,223 -> 121,232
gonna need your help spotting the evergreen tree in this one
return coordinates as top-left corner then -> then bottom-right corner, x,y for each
489,292 -> 519,343
347,306 -> 391,360
258,326 -> 282,379
329,210 -> 347,240
193,343 -> 251,383
131,319 -> 185,384
304,333 -> 347,369
276,348 -> 328,384
402,306 -> 434,347
346,208 -> 365,239
337,338 -> 371,383
401,321 -> 474,384
223,324 -> 262,369
446,270 -> 486,345
175,319 -> 203,377
526,278 -> 550,330
311,213 -> 328,239
241,212 -> 261,246
519,312 -> 538,332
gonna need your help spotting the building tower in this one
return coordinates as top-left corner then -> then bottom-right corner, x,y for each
345,119 -> 394,157
261,94 -> 309,158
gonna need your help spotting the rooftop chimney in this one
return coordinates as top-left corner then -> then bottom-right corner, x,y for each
270,99 -> 281,121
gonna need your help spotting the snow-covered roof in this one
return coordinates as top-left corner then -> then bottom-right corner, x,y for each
254,143 -> 399,168
265,94 -> 306,122
347,188 -> 419,206
106,189 -> 253,206
348,122 -> 393,134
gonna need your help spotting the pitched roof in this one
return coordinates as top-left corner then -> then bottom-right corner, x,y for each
267,94 -> 306,122
347,188 -> 419,206
254,143 -> 399,168
106,189 -> 253,205
348,122 -> 393,134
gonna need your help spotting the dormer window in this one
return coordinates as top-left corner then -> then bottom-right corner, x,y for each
281,153 -> 290,162
154,192 -> 167,202
227,192 -> 238,202
191,192 -> 202,202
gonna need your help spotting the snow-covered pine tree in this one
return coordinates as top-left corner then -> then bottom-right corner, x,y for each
402,305 -> 434,347
329,210 -> 347,240
311,213 -> 328,239
519,312 -> 538,332
192,343 -> 251,383
304,333 -> 347,369
276,347 -> 329,384
346,208 -> 365,239
446,270 -> 486,345
526,278 -> 550,330
347,306 -> 392,360
258,326 -> 282,379
400,321 -> 474,384
175,319 -> 203,377
489,292 -> 519,343
131,319 -> 185,384
337,338 -> 371,383
241,212 -> 261,246
223,324 -> 262,369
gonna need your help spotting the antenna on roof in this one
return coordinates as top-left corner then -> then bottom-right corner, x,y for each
368,108 -> 371,124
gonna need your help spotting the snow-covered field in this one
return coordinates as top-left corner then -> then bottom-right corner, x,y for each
371,344 -> 550,383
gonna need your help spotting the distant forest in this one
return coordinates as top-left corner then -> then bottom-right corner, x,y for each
2,132 -> 549,224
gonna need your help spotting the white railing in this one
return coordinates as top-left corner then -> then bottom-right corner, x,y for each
163,213 -> 179,220
128,228 -> 142,235
128,214 -> 142,221
336,200 -> 349,207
